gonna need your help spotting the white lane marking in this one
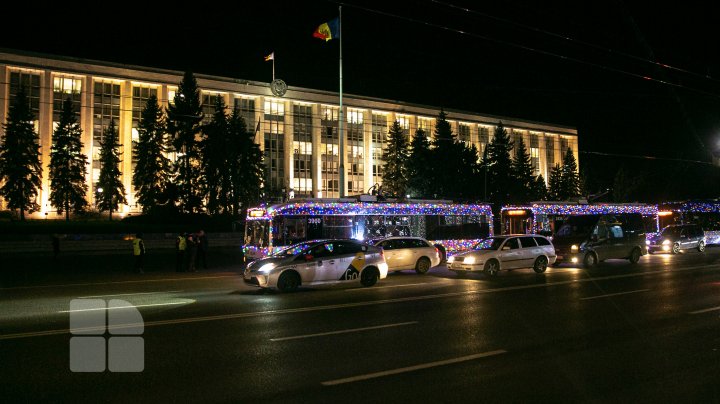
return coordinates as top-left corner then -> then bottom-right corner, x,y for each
4,263 -> 720,340
78,290 -> 183,298
270,321 -> 418,342
580,289 -> 650,300
0,274 -> 236,290
58,301 -> 187,313
345,283 -> 430,291
321,350 -> 507,386
689,306 -> 720,315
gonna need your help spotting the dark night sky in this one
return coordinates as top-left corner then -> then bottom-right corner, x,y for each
1,1 -> 719,201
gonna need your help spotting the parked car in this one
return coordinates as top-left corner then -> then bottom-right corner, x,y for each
243,239 -> 388,292
447,235 -> 556,276
552,213 -> 646,267
371,237 -> 441,274
647,224 -> 706,254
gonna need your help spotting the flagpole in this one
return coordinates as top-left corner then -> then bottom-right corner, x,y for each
338,5 -> 345,198
272,57 -> 275,81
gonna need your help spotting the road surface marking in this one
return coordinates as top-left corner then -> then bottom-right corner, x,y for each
580,289 -> 650,300
321,350 -> 507,386
270,321 -> 418,341
0,274 -> 236,290
78,290 -> 183,298
345,283 -> 430,291
59,301 -> 187,313
689,306 -> 720,315
4,263 -> 720,340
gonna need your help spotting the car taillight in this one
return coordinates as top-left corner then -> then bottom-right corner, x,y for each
435,247 -> 439,256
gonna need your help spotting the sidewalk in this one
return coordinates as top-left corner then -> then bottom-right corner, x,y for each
0,247 -> 245,289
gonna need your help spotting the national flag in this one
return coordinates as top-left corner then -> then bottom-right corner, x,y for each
264,52 -> 274,62
313,17 -> 340,41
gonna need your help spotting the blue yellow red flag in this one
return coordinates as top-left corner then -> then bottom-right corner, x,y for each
313,18 -> 340,41
264,52 -> 274,61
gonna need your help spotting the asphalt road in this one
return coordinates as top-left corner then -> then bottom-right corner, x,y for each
3,248 -> 720,403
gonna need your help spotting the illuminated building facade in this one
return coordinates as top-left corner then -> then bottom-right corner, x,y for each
0,49 -> 578,216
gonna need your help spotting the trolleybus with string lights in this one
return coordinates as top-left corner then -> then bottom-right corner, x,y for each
242,198 -> 494,262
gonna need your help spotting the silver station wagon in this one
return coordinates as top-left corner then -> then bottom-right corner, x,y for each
371,237 -> 441,274
448,235 -> 556,276
243,239 -> 388,292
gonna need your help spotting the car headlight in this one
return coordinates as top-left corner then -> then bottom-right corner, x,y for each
464,257 -> 476,265
257,263 -> 276,273
646,240 -> 651,245
571,244 -> 578,251
662,240 -> 670,245
447,256 -> 455,263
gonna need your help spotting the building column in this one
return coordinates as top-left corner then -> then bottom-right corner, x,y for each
284,100 -> 293,199
81,76 -> 93,206
121,80 -> 134,212
39,71 -> 53,215
363,110 -> 372,194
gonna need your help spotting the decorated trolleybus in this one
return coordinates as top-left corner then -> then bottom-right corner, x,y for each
657,200 -> 720,245
243,199 -> 494,261
500,202 -> 659,237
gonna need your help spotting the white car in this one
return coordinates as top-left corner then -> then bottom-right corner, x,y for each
243,239 -> 388,292
372,237 -> 441,274
448,235 -> 556,276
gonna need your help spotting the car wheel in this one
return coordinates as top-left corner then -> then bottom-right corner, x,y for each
698,241 -> 706,252
583,252 -> 597,268
360,267 -> 379,287
415,257 -> 431,274
672,242 -> 681,254
629,247 -> 641,264
484,259 -> 499,277
277,271 -> 300,292
533,256 -> 548,273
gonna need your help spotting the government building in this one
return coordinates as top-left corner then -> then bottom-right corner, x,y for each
0,49 -> 578,217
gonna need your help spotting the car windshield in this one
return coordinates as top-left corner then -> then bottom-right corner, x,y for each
271,242 -> 316,257
472,237 -> 506,250
556,215 -> 599,237
661,227 -> 682,238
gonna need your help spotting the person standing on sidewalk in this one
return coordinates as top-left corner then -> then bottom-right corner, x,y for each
133,233 -> 145,274
186,233 -> 198,272
175,233 -> 187,272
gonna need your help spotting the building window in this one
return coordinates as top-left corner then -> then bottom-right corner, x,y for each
347,109 -> 364,124
132,85 -> 159,166
396,115 -> 410,136
546,137 -> 555,168
202,93 -> 225,124
371,114 -> 387,185
321,106 -> 339,197
9,71 -> 41,118
92,81 -> 122,190
417,117 -> 434,137
347,110 -> 364,195
530,147 -> 540,176
234,97 -> 256,131
458,123 -> 470,143
293,105 -> 313,196
560,137 -> 570,157
53,76 -> 82,123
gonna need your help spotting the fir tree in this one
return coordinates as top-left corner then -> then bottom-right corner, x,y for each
132,95 -> 171,214
49,98 -> 88,220
167,71 -> 204,213
96,120 -> 127,220
0,87 -> 42,220
561,148 -> 580,199
530,174 -> 548,201
429,109 -> 466,199
382,120 -> 410,200
486,122 -> 514,214
547,163 -> 563,200
202,96 -> 230,214
511,136 -> 534,204
406,128 -> 432,198
229,108 -> 264,217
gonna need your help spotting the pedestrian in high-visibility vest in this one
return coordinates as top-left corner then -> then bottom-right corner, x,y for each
133,233 -> 145,274
176,233 -> 187,272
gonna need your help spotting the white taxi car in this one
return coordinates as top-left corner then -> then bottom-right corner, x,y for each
448,235 -> 556,276
371,237 -> 441,274
243,239 -> 388,292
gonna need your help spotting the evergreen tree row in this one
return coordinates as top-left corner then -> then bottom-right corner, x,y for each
0,72 -> 264,221
380,110 -> 582,217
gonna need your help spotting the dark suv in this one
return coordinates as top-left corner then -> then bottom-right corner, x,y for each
647,224 -> 706,254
